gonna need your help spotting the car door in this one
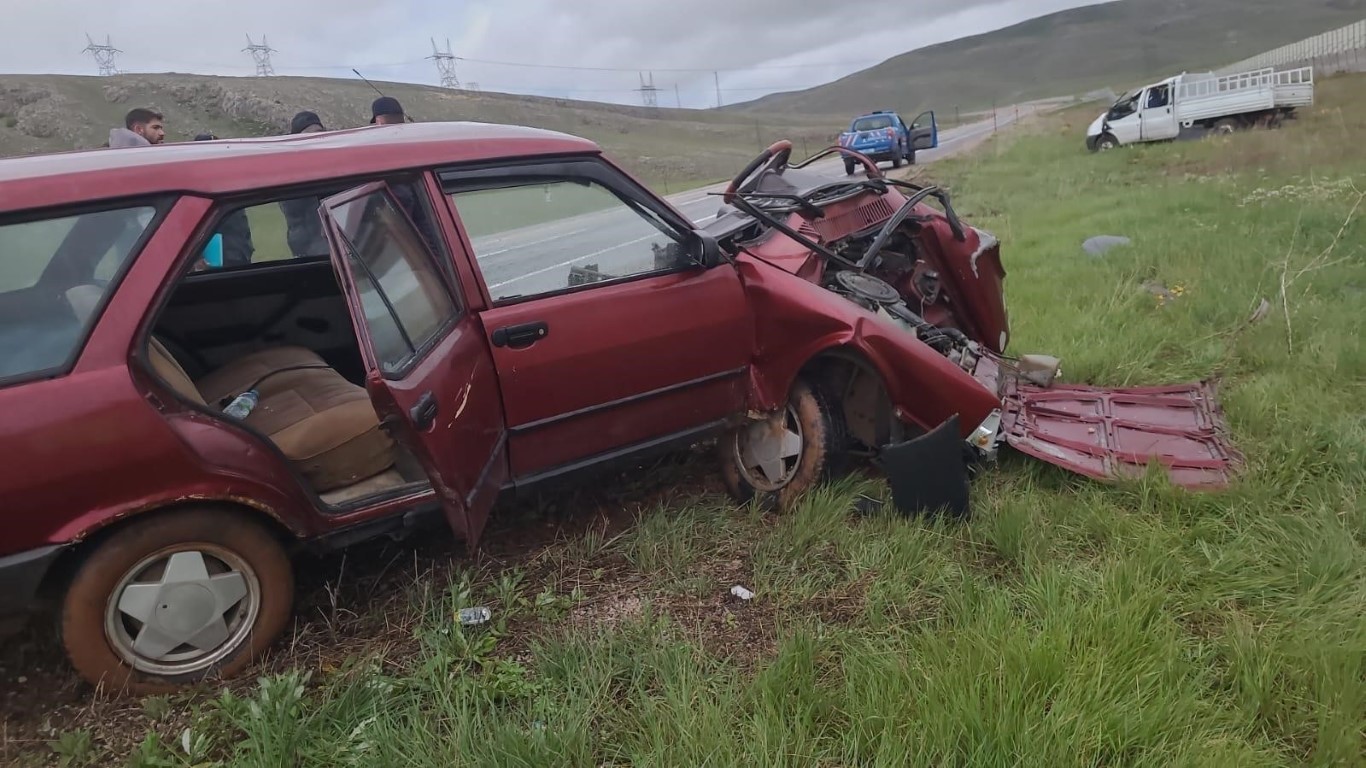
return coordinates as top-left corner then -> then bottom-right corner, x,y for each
1140,84 -> 1179,141
910,111 -> 939,150
319,181 -> 509,545
438,158 -> 754,485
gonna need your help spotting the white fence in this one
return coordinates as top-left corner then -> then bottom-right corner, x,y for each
1220,19 -> 1366,75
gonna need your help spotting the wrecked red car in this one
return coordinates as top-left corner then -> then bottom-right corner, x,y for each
0,125 -> 1237,694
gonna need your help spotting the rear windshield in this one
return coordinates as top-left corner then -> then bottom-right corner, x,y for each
853,116 -> 895,132
0,205 -> 158,383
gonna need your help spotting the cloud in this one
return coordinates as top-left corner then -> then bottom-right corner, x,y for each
0,0 -> 1112,106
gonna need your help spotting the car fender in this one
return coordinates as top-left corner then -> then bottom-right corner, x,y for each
738,257 -> 999,437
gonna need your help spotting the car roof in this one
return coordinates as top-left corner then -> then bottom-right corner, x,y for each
0,121 -> 602,213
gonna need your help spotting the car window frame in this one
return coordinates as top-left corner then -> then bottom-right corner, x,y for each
322,182 -> 466,381
0,195 -> 173,390
436,156 -> 700,308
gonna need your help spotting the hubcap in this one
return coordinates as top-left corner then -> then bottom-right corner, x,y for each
733,405 -> 804,492
105,546 -> 259,676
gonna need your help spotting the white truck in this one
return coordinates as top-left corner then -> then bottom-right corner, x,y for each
1086,66 -> 1314,152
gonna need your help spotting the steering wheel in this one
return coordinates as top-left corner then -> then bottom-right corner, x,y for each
723,140 -> 793,205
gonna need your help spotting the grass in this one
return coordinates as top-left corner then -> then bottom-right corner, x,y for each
8,75 -> 1366,768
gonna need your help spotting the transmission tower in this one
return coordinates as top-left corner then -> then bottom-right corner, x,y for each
638,72 -> 659,109
428,38 -> 460,89
82,34 -> 122,76
242,35 -> 277,77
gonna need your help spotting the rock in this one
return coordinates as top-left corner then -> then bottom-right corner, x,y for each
1083,235 -> 1132,257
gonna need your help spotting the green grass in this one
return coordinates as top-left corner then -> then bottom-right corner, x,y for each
25,76 -> 1366,768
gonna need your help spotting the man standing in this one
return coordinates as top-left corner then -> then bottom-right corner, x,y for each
279,111 -> 331,259
370,96 -> 407,125
108,108 -> 166,147
194,133 -> 255,268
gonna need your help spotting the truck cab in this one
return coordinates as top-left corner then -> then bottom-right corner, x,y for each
838,110 -> 938,173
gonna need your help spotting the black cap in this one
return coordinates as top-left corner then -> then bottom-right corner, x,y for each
193,133 -> 217,142
370,96 -> 404,123
290,110 -> 324,134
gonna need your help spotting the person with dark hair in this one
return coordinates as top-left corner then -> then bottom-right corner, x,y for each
279,111 -> 330,258
370,96 -> 406,125
193,133 -> 255,268
108,107 -> 165,147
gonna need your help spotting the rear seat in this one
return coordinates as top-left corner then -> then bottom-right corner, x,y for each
147,338 -> 396,493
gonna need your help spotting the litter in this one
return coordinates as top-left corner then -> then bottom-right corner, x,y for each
457,607 -> 492,626
730,585 -> 755,601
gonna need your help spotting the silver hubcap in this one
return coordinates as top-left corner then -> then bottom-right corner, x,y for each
105,546 -> 259,676
733,405 -> 804,491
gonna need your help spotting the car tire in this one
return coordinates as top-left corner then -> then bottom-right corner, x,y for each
720,378 -> 845,511
60,507 -> 293,695
1097,133 -> 1120,151
892,152 -> 903,169
907,148 -> 917,165
1213,118 -> 1238,135
844,158 -> 857,175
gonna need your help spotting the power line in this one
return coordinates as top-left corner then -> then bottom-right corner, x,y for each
452,54 -> 881,74
428,38 -> 460,89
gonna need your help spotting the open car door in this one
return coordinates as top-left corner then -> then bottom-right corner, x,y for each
911,111 -> 939,150
320,181 -> 509,546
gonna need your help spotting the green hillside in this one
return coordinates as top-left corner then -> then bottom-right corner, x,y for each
730,0 -> 1366,116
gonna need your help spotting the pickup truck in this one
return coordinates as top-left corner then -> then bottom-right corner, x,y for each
838,110 -> 938,173
1087,66 -> 1314,151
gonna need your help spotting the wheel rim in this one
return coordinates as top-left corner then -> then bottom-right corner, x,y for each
104,544 -> 260,677
732,405 -> 804,492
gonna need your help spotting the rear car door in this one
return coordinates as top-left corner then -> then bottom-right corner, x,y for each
320,182 -> 508,544
910,111 -> 939,150
438,158 -> 754,485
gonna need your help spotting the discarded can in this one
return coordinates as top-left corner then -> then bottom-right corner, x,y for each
458,607 -> 492,626
730,585 -> 754,601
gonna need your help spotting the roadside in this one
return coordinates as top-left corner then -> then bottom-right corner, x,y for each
7,79 -> 1361,765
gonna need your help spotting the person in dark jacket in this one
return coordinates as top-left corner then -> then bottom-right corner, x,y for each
370,96 -> 407,125
279,111 -> 330,259
194,133 -> 255,267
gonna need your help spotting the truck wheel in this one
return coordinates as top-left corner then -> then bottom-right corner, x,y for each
1213,119 -> 1238,135
60,507 -> 293,695
720,378 -> 845,511
1096,134 -> 1120,151
844,158 -> 857,175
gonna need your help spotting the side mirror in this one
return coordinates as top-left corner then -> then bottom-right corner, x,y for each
689,229 -> 725,268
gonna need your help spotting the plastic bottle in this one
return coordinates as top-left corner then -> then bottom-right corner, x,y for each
458,607 -> 492,626
222,390 -> 259,420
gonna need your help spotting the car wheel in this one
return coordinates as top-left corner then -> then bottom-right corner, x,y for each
1213,118 -> 1238,135
907,148 -> 917,165
844,158 -> 857,175
61,507 -> 293,695
892,152 -> 903,168
720,378 -> 845,510
1097,134 -> 1120,151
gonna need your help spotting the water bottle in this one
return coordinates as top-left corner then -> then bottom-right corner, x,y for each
222,389 -> 259,420
458,607 -> 492,626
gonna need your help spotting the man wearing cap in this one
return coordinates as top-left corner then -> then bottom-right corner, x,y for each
370,97 -> 407,125
279,111 -> 330,259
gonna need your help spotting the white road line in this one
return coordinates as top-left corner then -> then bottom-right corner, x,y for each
477,228 -> 587,258
490,232 -> 658,290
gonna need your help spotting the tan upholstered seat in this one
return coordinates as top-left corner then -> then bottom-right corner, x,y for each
145,339 -> 395,493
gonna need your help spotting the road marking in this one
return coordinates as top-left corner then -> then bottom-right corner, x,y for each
478,228 -> 587,258
490,232 -> 659,290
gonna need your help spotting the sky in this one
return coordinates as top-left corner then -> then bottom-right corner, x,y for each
2,0 -> 1115,108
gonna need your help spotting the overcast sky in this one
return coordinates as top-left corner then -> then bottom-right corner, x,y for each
3,0 -> 1113,107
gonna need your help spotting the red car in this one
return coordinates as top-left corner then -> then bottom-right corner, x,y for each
0,125 -> 1237,694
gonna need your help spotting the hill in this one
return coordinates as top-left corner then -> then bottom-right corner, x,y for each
729,0 -> 1366,117
0,73 -> 842,190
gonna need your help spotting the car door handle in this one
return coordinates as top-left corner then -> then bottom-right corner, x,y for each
491,321 -> 549,349
409,391 -> 438,430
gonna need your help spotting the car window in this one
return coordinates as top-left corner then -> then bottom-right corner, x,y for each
448,179 -> 688,303
0,205 -> 157,382
327,189 -> 460,375
193,180 -> 440,272
853,116 -> 894,131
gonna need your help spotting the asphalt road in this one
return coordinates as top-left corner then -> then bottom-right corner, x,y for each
469,104 -> 1044,301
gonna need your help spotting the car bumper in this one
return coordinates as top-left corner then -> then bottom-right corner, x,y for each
0,545 -> 64,635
